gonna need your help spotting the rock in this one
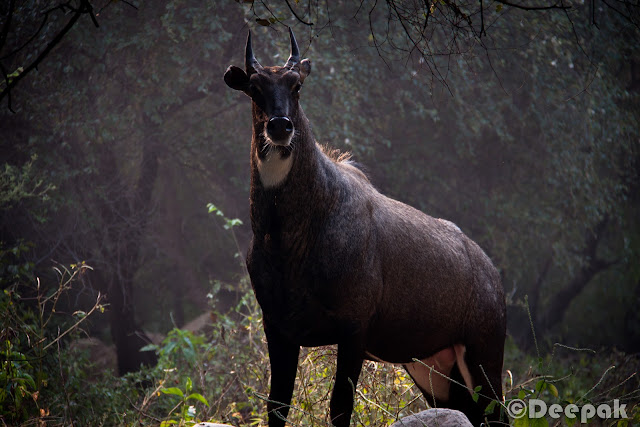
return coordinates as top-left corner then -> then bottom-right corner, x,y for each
390,408 -> 473,427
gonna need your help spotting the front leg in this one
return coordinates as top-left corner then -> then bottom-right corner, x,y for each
330,340 -> 365,427
265,324 -> 300,427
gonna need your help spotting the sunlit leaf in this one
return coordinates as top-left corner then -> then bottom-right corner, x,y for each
548,383 -> 559,398
484,399 -> 498,415
161,387 -> 184,398
186,393 -> 210,406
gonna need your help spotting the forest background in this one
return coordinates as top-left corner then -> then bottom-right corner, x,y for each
1,0 -> 639,425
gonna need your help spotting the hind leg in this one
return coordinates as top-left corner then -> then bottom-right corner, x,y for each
330,339 -> 364,427
462,305 -> 507,425
459,345 -> 505,426
405,344 -> 504,426
404,345 -> 474,408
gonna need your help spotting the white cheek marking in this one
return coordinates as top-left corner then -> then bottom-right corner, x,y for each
257,150 -> 293,188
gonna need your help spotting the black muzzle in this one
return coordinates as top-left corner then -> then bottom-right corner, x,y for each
267,116 -> 294,143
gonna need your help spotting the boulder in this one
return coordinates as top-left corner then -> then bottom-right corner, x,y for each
390,408 -> 473,427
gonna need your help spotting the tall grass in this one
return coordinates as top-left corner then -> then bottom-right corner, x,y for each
1,236 -> 638,426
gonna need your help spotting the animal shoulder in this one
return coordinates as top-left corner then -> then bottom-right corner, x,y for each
318,143 -> 370,183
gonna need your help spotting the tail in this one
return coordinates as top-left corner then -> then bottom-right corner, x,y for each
454,344 -> 475,395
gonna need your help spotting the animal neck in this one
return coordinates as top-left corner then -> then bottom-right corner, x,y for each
249,106 -> 338,239
250,103 -> 311,187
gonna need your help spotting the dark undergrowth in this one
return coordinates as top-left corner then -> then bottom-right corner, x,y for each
1,248 -> 638,426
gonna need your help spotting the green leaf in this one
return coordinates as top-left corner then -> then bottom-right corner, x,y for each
529,417 -> 549,427
225,218 -> 243,229
140,343 -> 157,352
6,67 -> 24,83
484,399 -> 498,415
255,18 -> 271,26
513,416 -> 531,427
186,393 -> 210,406
166,341 -> 178,355
548,383 -> 559,398
161,387 -> 184,398
512,408 -> 549,427
21,373 -> 36,390
565,414 -> 578,427
472,385 -> 481,402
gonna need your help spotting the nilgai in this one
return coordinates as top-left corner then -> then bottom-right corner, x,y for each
223,28 -> 507,427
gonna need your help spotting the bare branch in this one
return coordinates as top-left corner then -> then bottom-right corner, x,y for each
495,0 -> 572,11
540,217 -> 619,331
2,3 -> 70,60
44,289 -> 104,351
0,0 -> 16,53
479,0 -> 486,36
602,0 -> 640,29
0,63 -> 13,112
97,0 -> 139,16
284,0 -> 314,26
0,0 -> 100,111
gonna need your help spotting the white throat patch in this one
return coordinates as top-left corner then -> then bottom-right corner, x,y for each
257,149 -> 293,188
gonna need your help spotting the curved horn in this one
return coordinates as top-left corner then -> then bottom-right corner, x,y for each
284,27 -> 300,69
245,31 -> 262,75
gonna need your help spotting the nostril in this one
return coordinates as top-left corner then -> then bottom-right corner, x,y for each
267,117 -> 294,141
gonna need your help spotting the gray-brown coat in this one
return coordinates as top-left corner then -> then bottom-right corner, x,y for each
224,29 -> 506,427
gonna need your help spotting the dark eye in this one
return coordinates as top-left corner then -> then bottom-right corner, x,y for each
293,83 -> 302,93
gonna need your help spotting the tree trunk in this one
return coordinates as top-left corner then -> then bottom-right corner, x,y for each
115,118 -> 159,374
106,273 -> 158,375
92,117 -> 160,375
161,164 -> 210,326
539,218 -> 616,332
624,278 -> 640,352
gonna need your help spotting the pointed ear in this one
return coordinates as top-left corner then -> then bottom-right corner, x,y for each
298,59 -> 311,82
224,65 -> 250,92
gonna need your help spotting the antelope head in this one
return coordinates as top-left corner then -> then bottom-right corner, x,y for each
224,28 -> 311,147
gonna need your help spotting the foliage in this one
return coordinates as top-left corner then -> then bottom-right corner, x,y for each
0,154 -> 53,210
158,376 -> 210,426
0,0 -> 639,425
229,0 -> 640,349
3,253 -> 639,425
502,336 -> 640,427
1,0 -> 638,350
2,211 -> 634,427
0,247 -> 105,425
0,235 -> 423,425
